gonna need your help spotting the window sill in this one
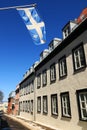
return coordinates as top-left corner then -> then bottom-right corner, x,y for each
50,80 -> 56,84
59,75 -> 67,80
62,115 -> 71,119
51,113 -> 58,116
43,112 -> 48,115
73,66 -> 86,75
79,118 -> 87,122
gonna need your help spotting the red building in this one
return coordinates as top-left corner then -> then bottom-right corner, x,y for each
14,85 -> 19,115
77,8 -> 87,23
7,91 -> 15,114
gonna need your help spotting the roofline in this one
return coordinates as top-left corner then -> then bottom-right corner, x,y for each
19,18 -> 87,85
35,18 -> 87,71
62,20 -> 77,31
19,71 -> 34,85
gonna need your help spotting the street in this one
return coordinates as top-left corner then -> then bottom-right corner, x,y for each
0,115 -> 30,130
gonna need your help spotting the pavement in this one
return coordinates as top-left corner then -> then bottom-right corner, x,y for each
4,114 -> 60,130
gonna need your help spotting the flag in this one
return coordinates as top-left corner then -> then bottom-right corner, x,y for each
17,7 -> 46,45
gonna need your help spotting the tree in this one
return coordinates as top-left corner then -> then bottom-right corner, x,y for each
0,91 -> 4,102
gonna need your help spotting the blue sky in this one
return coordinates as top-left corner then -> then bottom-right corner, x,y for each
0,0 -> 86,101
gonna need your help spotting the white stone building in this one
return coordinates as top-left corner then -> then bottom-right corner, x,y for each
19,9 -> 87,130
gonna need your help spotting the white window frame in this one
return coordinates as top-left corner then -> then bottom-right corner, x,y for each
59,56 -> 67,78
61,93 -> 71,117
26,84 -> 28,94
37,74 -> 41,88
31,100 -> 33,113
37,96 -> 41,113
72,44 -> 86,71
23,101 -> 25,111
79,92 -> 87,120
43,96 -> 48,114
51,94 -> 58,115
63,26 -> 70,38
27,100 -> 30,113
25,86 -> 27,95
31,81 -> 34,92
21,102 -> 23,111
20,102 -> 22,111
25,101 -> 28,112
50,64 -> 56,83
42,70 -> 47,86
27,83 -> 30,94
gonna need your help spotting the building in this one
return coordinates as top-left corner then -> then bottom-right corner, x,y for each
14,85 -> 19,115
19,8 -> 87,130
19,66 -> 35,120
7,91 -> 15,114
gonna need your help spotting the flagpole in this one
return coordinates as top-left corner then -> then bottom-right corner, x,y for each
0,3 -> 36,11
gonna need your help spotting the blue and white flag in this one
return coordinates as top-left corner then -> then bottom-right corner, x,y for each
17,7 -> 46,45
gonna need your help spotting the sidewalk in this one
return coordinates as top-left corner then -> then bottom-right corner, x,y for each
5,114 -> 60,130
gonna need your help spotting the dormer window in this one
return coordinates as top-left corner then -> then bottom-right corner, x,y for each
49,43 -> 54,51
62,21 -> 77,39
63,26 -> 70,38
49,38 -> 62,52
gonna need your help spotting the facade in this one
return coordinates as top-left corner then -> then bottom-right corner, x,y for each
19,8 -> 87,130
19,67 -> 35,121
7,91 -> 15,114
14,85 -> 19,115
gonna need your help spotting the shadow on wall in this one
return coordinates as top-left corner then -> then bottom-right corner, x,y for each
61,117 -> 71,122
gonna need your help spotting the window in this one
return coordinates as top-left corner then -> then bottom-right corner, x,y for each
61,92 -> 71,117
50,63 -> 56,83
76,89 -> 87,121
23,101 -> 24,111
19,102 -> 22,111
25,101 -> 28,112
49,43 -> 54,52
63,26 -> 70,38
25,86 -> 27,95
31,100 -> 33,114
31,81 -> 34,93
72,43 -> 86,72
43,96 -> 48,114
27,83 -> 30,94
37,74 -> 41,88
26,84 -> 28,94
42,70 -> 47,87
51,94 -> 58,115
23,87 -> 25,95
27,100 -> 30,113
37,96 -> 41,113
59,56 -> 67,78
